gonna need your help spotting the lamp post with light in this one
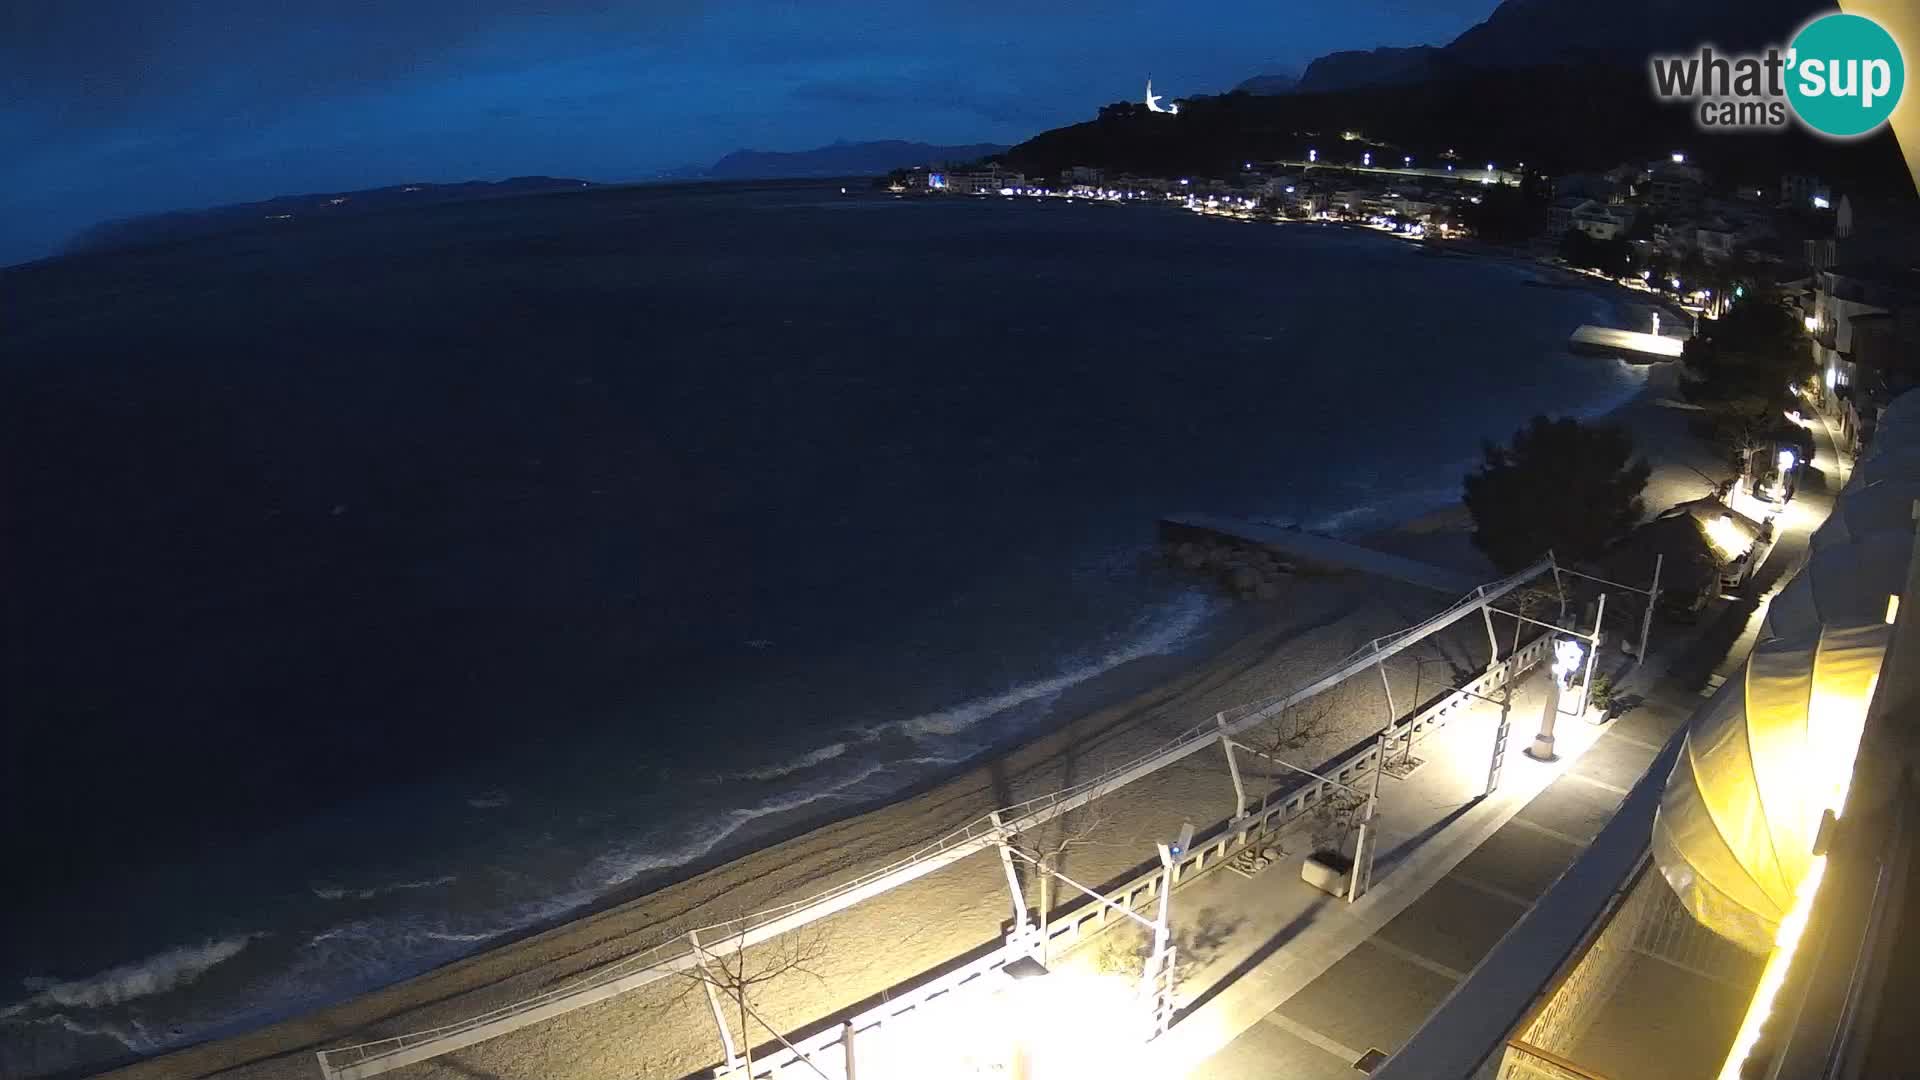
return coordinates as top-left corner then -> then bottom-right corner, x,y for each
1529,637 -> 1586,761
1130,823 -> 1192,1041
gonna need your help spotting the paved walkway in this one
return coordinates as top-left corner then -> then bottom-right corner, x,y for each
1119,407 -> 1850,1079
1172,667 -> 1694,1080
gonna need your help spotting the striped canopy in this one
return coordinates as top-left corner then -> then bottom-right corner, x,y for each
1653,622 -> 1888,953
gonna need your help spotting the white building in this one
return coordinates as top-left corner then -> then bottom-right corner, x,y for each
1571,200 -> 1638,241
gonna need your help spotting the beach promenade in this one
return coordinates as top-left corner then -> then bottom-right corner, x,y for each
1123,398 -> 1847,1079
1152,627 -> 1700,1078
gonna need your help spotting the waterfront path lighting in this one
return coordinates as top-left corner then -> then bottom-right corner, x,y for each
1529,637 -> 1585,760
999,961 -> 1144,1080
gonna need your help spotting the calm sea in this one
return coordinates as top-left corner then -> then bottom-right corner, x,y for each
0,181 -> 1643,1074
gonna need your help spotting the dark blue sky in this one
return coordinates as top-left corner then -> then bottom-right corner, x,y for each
2,1 -> 1499,266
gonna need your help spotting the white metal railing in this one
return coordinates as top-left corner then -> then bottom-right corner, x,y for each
741,631 -> 1556,1080
315,558 -> 1554,1079
714,941 -> 1022,1080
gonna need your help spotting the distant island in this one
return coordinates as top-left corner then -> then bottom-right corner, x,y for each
679,139 -> 1009,180
68,141 -> 1015,256
66,176 -> 595,255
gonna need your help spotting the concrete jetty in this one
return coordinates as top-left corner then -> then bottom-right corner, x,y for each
1569,325 -> 1686,362
1160,513 -> 1480,594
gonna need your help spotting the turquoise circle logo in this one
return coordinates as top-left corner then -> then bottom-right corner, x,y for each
1787,13 -> 1905,137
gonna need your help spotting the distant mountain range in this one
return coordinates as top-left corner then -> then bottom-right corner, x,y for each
1237,0 -> 1827,95
63,141 -> 1012,256
678,140 -> 1009,180
68,177 -> 594,254
1006,0 -> 1911,202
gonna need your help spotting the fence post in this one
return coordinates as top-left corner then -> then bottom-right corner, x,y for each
688,930 -> 740,1073
1374,646 -> 1400,763
1478,585 -> 1502,661
1637,554 -> 1663,668
1217,715 -> 1247,819
1580,593 -> 1607,716
1349,729 -> 1389,902
988,812 -> 1029,936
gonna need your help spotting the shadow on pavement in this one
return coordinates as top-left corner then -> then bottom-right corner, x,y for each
1373,799 -> 1480,880
1173,893 -> 1332,1023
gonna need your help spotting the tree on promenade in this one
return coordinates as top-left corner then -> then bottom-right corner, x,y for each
1681,289 -> 1813,411
1013,802 -> 1111,965
1464,415 -> 1650,572
1680,288 -> 1816,471
679,922 -> 833,1078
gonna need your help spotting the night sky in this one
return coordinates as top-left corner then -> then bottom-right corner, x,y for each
3,1 -> 1499,266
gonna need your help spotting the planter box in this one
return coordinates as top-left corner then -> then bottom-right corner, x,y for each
1301,852 -> 1353,897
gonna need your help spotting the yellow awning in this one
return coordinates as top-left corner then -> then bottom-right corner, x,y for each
1654,623 -> 1888,953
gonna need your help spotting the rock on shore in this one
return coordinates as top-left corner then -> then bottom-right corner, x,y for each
1164,539 -> 1294,599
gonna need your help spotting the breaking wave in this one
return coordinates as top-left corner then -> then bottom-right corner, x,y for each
592,753 -> 961,888
3,935 -> 258,1015
713,741 -> 848,782
311,875 -> 457,902
874,592 -> 1214,741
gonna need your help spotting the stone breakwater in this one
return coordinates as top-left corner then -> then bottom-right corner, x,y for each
1160,536 -> 1299,599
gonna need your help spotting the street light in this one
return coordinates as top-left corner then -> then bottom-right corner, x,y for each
1529,638 -> 1586,760
1144,822 -> 1193,1035
998,959 -> 1142,1080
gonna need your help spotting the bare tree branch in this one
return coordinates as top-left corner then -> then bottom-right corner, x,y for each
676,920 -> 837,1079
1011,800 -> 1114,963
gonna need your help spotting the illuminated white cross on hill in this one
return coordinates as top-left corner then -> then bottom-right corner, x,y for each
1145,77 -> 1178,114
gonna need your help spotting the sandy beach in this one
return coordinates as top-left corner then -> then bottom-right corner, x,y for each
84,314 -> 1726,1080
98,575 -> 1484,1080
